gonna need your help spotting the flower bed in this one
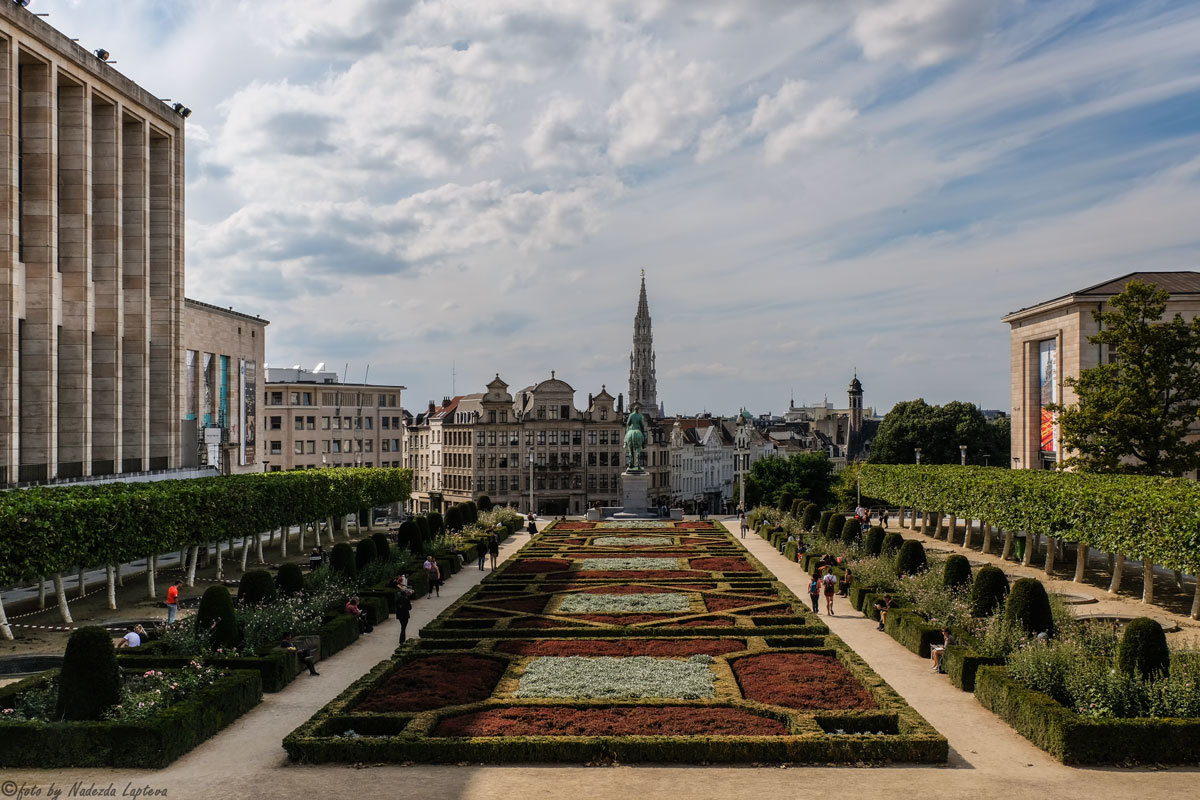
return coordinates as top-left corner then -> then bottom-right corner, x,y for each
592,536 -> 675,546
286,519 -> 947,764
353,654 -> 506,713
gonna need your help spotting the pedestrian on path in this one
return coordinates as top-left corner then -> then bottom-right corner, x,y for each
739,511 -> 748,538
488,531 -> 500,570
808,576 -> 821,614
166,579 -> 182,624
423,556 -> 441,597
527,516 -> 537,536
881,508 -> 890,528
822,570 -> 837,615
396,590 -> 412,645
477,543 -> 487,571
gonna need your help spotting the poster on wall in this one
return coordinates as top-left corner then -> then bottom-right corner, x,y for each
1039,339 -> 1058,453
244,360 -> 256,450
238,359 -> 247,467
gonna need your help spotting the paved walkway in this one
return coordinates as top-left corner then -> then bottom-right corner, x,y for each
2,520 -> 1197,800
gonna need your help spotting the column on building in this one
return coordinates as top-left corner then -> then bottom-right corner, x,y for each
89,95 -> 120,475
120,113 -> 148,472
0,37 -> 15,485
147,129 -> 176,469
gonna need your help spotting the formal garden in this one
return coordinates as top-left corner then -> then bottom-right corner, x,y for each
749,486 -> 1200,765
284,519 -> 947,764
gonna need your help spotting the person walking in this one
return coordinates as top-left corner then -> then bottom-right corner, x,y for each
527,516 -> 537,536
739,511 -> 748,538
396,590 -> 412,645
488,531 -> 500,570
477,542 -> 487,571
808,576 -> 821,614
821,570 -> 837,616
166,579 -> 182,624
881,508 -> 890,528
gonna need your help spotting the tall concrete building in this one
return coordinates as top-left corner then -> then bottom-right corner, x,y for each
1,6 -> 187,485
628,271 -> 659,418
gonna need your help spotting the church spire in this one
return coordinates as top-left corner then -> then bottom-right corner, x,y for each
629,270 -> 658,418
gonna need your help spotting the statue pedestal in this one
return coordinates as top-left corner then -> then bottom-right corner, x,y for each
616,471 -> 652,517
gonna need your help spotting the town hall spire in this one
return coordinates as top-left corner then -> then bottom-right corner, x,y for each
629,270 -> 658,418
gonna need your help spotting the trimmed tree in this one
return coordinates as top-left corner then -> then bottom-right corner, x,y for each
1117,617 -> 1170,680
840,516 -> 859,547
969,565 -> 1009,616
56,626 -> 122,721
801,504 -> 820,531
817,511 -> 834,535
444,505 -> 463,532
330,542 -> 356,578
778,491 -> 794,514
195,585 -> 239,650
896,539 -> 928,576
276,562 -> 305,596
371,532 -> 391,562
236,569 -> 276,606
864,526 -> 886,557
427,512 -> 444,537
477,495 -> 494,512
881,531 -> 904,555
1005,577 -> 1054,635
397,519 -> 421,554
354,538 -> 378,572
942,554 -> 972,590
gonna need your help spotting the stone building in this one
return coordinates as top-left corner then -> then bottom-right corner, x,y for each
181,299 -> 267,475
1,5 -> 187,485
260,366 -> 404,473
1002,271 -> 1200,470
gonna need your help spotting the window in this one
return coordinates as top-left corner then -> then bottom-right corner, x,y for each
476,476 -> 485,491
294,441 -> 304,455
333,441 -> 342,454
599,453 -> 609,467
389,394 -> 397,407
537,407 -> 546,420
306,416 -> 316,430
600,408 -> 608,420
269,416 -> 282,430
302,392 -> 312,406
537,452 -> 545,465
392,417 -> 400,428
587,474 -> 596,490
322,440 -> 331,453
332,417 -> 341,430
365,440 -> 373,453
573,452 -> 581,466
588,453 -> 596,466
382,440 -> 390,452
599,431 -> 608,445
488,410 -> 496,423
573,431 -> 581,445
549,453 -> 558,466
477,431 -> 486,446
588,431 -> 597,445
549,431 -> 558,445
289,392 -> 300,405
510,476 -> 521,491
321,416 -> 330,430
561,405 -> 570,420
364,417 -> 373,430
344,417 -> 352,430
549,476 -> 559,490
379,394 -> 387,407
270,440 -> 282,455
526,431 -> 534,446
356,439 -> 363,453
499,411 -> 507,423
499,456 -> 508,468
537,477 -> 546,490
392,439 -> 400,451
294,416 -> 304,431
382,417 -> 390,429
599,475 -> 609,490
537,431 -> 546,445
488,476 -> 496,491
270,391 -> 283,405
488,432 -> 497,446
489,455 -> 496,468
307,441 -> 316,454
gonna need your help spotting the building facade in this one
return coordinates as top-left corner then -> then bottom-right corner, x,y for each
1002,271 -> 1200,470
260,367 -> 405,473
1,6 -> 187,485
181,299 -> 267,475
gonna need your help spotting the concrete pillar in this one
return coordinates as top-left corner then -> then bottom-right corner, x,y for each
0,39 -> 15,487
147,130 -> 177,469
89,97 -> 120,475
56,78 -> 91,478
120,114 -> 148,472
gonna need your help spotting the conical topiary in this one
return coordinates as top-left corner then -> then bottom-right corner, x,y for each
465,501 -> 479,524
881,531 -> 904,555
330,542 -> 356,578
56,626 -> 122,721
817,511 -> 834,535
195,585 -> 239,650
969,565 -> 1009,616
864,526 -> 885,557
1117,617 -> 1170,680
444,505 -> 463,532
840,516 -> 859,546
1004,577 -> 1054,635
427,511 -> 444,536
355,537 -> 378,572
790,499 -> 804,518
802,504 -> 820,531
896,539 -> 928,576
276,562 -> 305,596
236,569 -> 277,606
477,495 -> 494,512
397,519 -> 420,554
414,515 -> 431,542
778,492 -> 794,514
942,554 -> 972,590
371,532 -> 391,562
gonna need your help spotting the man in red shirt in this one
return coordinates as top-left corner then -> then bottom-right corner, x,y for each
166,579 -> 182,624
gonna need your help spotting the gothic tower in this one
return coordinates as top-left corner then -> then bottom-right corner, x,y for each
629,271 -> 658,418
848,373 -> 864,449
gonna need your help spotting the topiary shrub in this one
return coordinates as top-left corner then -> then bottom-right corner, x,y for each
56,626 -> 121,721
881,531 -> 904,555
942,554 -> 972,590
414,515 -> 431,542
969,565 -> 1009,617
477,494 -> 494,512
896,539 -> 928,576
330,542 -> 356,578
801,504 -> 820,531
427,512 -> 444,536
237,569 -> 276,606
864,526 -> 885,557
371,532 -> 391,562
817,511 -> 834,535
840,516 -> 859,546
397,519 -> 421,553
444,505 -> 463,532
784,541 -> 798,562
778,492 -> 794,514
465,501 -> 479,524
355,538 -> 378,572
790,499 -> 804,519
276,562 -> 305,596
1004,577 -> 1054,635
195,585 -> 239,650
1117,617 -> 1170,680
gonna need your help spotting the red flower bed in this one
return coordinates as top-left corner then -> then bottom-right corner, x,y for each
477,595 -> 549,614
658,618 -> 734,628
733,653 -> 876,710
704,595 -> 768,612
690,557 -> 754,572
354,655 -> 507,712
573,613 -> 673,625
553,522 -> 596,530
675,521 -> 718,529
506,558 -> 572,574
494,638 -> 746,657
543,582 -> 716,592
433,706 -> 788,737
508,616 -> 583,629
573,570 -> 699,579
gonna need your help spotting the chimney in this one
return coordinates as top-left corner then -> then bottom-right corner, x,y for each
617,393 -> 624,413
427,400 -> 435,414
588,393 -> 593,408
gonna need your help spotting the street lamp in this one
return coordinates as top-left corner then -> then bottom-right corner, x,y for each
914,448 -> 922,465
959,444 -> 967,466
262,460 -> 269,474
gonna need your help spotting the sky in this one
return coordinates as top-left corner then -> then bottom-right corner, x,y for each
37,0 -> 1200,416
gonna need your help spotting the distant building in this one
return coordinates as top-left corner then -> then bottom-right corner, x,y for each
769,375 -> 880,464
1002,270 -> 1200,469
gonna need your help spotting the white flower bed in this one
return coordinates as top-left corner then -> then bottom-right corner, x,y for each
591,536 -> 674,547
598,521 -> 671,529
556,592 -> 691,614
515,655 -> 716,699
577,557 -> 682,571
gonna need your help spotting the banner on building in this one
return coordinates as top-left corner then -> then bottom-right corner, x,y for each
1039,339 -> 1058,453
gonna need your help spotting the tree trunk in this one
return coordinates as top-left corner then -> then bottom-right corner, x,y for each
78,567 -> 87,599
38,575 -> 46,610
1109,554 -> 1125,594
1191,576 -> 1200,620
267,527 -> 276,548
146,555 -> 157,600
324,521 -> 333,546
116,561 -> 123,587
1142,561 -> 1155,604
1074,544 -> 1088,583
298,523 -> 306,553
240,535 -> 250,573
1044,537 -> 1056,573
354,512 -> 362,537
1022,533 -> 1034,567
256,531 -> 265,564
106,565 -> 117,610
1001,529 -> 1013,560
1173,570 -> 1184,591
0,591 -> 12,640
280,526 -> 288,559
899,506 -> 907,528
962,518 -> 972,550
53,573 -> 73,624
186,546 -> 199,587
981,522 -> 993,555
328,516 -> 337,541
215,541 -> 223,582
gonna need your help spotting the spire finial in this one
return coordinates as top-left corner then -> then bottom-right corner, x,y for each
641,268 -> 645,280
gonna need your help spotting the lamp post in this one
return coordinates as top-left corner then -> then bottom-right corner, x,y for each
528,449 -> 535,516
262,460 -> 269,474
960,444 -> 967,466
983,454 -> 990,467
914,448 -> 922,465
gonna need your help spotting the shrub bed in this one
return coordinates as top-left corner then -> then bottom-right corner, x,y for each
732,652 -> 877,710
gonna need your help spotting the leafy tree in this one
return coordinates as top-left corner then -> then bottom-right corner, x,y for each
745,453 -> 834,509
1048,280 -> 1200,476
869,399 -> 1008,466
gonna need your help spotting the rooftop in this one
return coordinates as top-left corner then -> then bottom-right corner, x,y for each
1004,271 -> 1200,321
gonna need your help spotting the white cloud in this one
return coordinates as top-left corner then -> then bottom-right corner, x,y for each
606,56 -> 717,165
853,0 -> 1015,67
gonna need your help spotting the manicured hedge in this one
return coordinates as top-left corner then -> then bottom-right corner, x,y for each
973,666 -> 1200,764
883,608 -> 943,658
941,645 -> 1003,693
0,669 -> 262,768
118,649 -> 297,693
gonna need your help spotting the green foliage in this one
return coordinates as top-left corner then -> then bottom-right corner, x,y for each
969,565 -> 1009,616
745,453 -> 835,510
868,399 -> 1008,467
477,495 -> 493,512
1049,280 -> 1200,476
895,540 -> 927,576
444,505 -> 463,532
370,532 -> 391,562
276,562 -> 305,595
1005,578 -> 1054,636
354,538 -> 377,573
790,499 -> 804,518
195,586 -> 239,650
801,504 -> 820,531
236,569 -> 276,606
817,510 -> 833,535
880,532 -> 904,555
465,502 -> 479,524
414,515 -> 431,541
783,541 -> 798,562
427,512 -> 444,536
396,519 -> 422,554
942,554 -> 971,590
839,516 -> 859,546
777,491 -> 794,513
864,526 -> 885,556
56,626 -> 121,721
1118,618 -> 1170,680
330,542 -> 356,578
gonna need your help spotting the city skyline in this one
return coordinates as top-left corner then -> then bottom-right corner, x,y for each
36,0 -> 1200,414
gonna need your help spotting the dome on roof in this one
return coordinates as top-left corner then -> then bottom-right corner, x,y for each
849,375 -> 863,393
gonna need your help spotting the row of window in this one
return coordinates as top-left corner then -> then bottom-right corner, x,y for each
265,438 -> 403,455
470,474 -> 613,492
266,390 -> 399,408
265,414 -> 404,431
